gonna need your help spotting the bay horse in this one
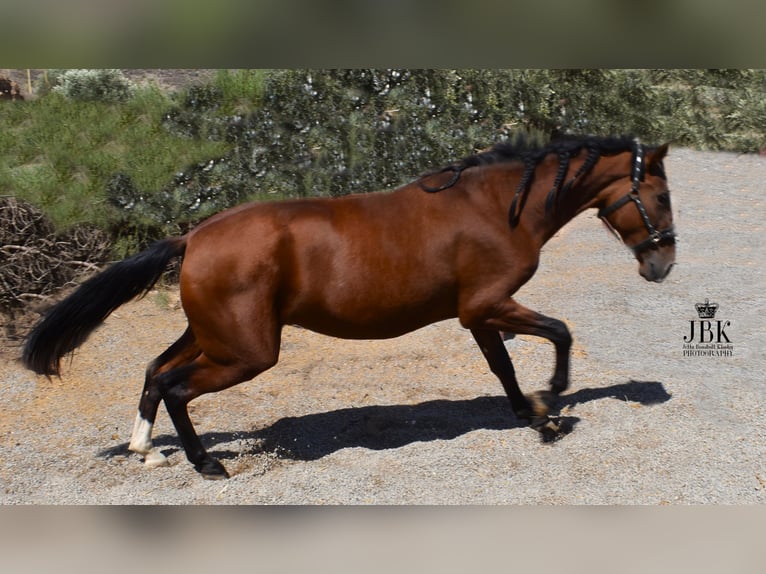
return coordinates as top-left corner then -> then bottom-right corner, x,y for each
22,135 -> 676,479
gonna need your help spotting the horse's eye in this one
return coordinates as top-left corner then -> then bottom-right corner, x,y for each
657,192 -> 670,207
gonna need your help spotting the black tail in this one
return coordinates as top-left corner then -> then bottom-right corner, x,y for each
22,237 -> 187,376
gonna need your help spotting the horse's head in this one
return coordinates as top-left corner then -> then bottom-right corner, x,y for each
596,143 -> 676,282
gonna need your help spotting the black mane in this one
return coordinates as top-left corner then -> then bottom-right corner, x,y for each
456,134 -> 638,171
420,134 -> 645,227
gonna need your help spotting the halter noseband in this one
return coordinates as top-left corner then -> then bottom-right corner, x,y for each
597,143 -> 676,255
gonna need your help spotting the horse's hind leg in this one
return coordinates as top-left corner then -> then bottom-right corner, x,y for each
129,327 -> 200,466
158,350 -> 277,479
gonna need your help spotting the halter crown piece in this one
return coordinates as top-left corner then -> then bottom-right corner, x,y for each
597,140 -> 676,255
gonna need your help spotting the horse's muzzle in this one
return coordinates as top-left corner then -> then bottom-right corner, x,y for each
640,260 -> 675,283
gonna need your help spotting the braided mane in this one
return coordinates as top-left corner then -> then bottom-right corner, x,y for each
420,134 -> 642,227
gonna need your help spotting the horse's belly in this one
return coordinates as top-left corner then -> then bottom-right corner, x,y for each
287,313 -> 448,340
282,287 -> 456,340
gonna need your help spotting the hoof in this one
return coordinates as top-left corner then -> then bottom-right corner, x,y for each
195,458 -> 230,480
144,449 -> 169,468
515,391 -> 554,421
516,391 -> 559,429
531,416 -> 564,443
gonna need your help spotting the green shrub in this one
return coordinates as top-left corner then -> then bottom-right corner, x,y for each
169,69 -> 546,201
4,68 -> 766,262
0,83 -> 228,247
52,69 -> 135,103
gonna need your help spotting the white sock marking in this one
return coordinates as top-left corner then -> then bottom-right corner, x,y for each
128,412 -> 154,454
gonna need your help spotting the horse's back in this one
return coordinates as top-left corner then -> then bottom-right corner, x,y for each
179,187 -> 464,339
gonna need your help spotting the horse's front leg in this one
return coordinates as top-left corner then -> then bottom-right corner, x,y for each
471,329 -> 563,441
464,297 -> 572,440
465,297 -> 572,395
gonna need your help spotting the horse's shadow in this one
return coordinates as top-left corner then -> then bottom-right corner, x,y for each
99,380 -> 671,462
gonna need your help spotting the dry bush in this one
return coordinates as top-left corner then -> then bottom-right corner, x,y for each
0,196 -> 111,341
0,76 -> 24,100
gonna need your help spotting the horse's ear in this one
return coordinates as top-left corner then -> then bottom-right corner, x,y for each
648,143 -> 669,165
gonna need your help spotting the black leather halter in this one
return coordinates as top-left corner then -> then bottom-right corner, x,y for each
597,143 -> 676,255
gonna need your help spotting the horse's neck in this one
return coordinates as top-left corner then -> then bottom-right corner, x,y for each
520,154 -> 623,246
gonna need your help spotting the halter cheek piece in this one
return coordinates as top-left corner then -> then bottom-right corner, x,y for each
597,143 -> 676,255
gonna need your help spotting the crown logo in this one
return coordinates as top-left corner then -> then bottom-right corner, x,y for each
695,299 -> 718,319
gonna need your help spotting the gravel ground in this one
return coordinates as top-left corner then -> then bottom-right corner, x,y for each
1,147 -> 764,504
